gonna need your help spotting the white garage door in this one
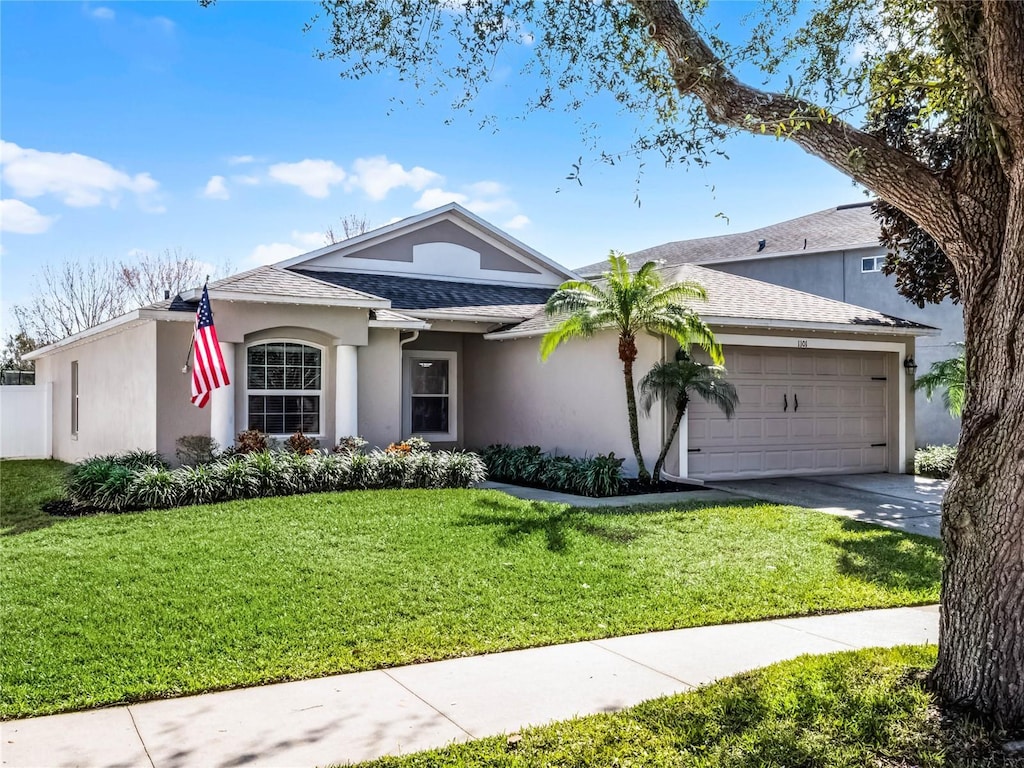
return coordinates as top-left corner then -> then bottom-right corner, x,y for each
688,347 -> 889,480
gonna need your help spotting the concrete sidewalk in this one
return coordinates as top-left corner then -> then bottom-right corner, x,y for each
1,605 -> 938,768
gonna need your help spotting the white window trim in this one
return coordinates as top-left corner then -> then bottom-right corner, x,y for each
861,255 -> 885,273
402,349 -> 458,442
243,339 -> 326,439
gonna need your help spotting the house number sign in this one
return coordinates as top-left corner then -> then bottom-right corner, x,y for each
796,339 -> 809,348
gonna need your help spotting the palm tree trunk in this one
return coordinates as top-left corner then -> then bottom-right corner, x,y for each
653,393 -> 689,482
621,353 -> 649,482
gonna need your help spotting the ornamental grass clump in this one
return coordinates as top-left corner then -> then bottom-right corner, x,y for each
59,438 -> 486,512
127,467 -> 183,510
481,444 -> 624,497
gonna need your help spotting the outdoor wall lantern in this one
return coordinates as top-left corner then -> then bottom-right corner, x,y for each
903,357 -> 918,374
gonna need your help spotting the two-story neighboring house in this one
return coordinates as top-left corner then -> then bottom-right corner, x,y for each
593,202 -> 963,447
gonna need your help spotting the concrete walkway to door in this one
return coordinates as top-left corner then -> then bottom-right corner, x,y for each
708,473 -> 946,539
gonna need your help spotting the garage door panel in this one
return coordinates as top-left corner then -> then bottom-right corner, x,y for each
688,346 -> 889,480
815,356 -> 839,376
791,418 -> 815,438
791,356 -> 815,375
738,419 -> 762,439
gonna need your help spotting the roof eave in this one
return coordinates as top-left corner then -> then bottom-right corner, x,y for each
23,311 -> 148,360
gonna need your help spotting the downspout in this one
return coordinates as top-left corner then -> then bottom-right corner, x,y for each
399,330 -> 419,348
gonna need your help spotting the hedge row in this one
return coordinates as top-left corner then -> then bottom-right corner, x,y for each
65,448 -> 487,512
480,444 -> 624,497
915,444 -> 957,479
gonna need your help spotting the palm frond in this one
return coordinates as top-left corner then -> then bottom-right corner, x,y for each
540,312 -> 601,360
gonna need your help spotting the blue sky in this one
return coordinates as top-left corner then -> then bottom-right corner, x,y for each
1,1 -> 865,329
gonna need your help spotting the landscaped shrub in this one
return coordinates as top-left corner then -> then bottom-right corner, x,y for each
127,467 -> 183,510
481,444 -> 625,497
64,451 -> 168,508
233,429 -> 271,455
333,435 -> 368,455
916,444 -> 958,479
284,431 -> 320,454
63,447 -> 487,512
175,435 -> 219,466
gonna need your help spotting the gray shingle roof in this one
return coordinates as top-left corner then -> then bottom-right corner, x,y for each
291,269 -> 555,312
154,266 -> 389,313
487,264 -> 933,339
209,266 -> 387,304
579,203 -> 881,275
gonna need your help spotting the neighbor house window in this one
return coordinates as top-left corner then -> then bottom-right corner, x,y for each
861,255 -> 886,273
403,351 -> 457,441
70,360 -> 79,437
246,342 -> 323,435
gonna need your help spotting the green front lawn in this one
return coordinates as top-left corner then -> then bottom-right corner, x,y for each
1,459 -> 941,719
357,646 -> 1014,768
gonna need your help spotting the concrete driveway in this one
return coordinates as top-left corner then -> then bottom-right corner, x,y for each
708,473 -> 945,539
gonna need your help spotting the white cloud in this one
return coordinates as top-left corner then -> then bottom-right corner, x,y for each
414,188 -> 467,211
467,180 -> 505,197
203,175 -> 229,200
0,199 -> 58,234
233,174 -> 261,186
503,214 -> 530,230
268,158 -> 346,198
90,6 -> 115,20
228,154 -> 256,165
347,155 -> 442,201
0,141 -> 160,209
248,242 -> 304,266
413,181 -> 515,216
291,230 -> 327,248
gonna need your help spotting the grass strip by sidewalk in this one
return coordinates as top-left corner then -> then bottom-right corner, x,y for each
356,646 -> 1017,768
1,460 -> 941,719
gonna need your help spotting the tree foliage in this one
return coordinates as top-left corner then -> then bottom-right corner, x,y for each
915,344 -> 967,418
541,252 -> 721,481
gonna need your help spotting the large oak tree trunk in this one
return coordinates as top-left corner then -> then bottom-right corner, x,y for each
931,181 -> 1024,726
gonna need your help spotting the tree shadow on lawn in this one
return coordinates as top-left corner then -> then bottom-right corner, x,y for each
1,508 -> 64,537
461,498 -> 643,553
828,519 -> 943,592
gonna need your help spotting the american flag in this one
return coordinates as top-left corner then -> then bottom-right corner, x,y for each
190,284 -> 230,408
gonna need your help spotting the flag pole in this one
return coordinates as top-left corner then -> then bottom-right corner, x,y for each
181,276 -> 210,374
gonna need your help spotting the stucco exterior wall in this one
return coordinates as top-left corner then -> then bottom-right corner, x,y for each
36,322 -> 158,462
156,321 -> 212,460
211,302 -> 369,347
462,331 -> 663,477
708,247 -> 962,446
358,329 -> 403,449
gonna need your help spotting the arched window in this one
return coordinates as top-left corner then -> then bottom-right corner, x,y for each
246,341 -> 323,435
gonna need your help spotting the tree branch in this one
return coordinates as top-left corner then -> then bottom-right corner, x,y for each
629,0 -> 957,235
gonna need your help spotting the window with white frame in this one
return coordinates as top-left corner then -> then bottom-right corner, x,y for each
861,255 -> 886,273
246,342 -> 323,435
403,351 -> 457,441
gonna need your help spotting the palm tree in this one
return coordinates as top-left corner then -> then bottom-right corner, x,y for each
914,343 -> 966,417
541,252 -> 722,482
639,349 -> 739,481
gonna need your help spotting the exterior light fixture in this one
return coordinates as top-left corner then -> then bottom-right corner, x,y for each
903,357 -> 918,374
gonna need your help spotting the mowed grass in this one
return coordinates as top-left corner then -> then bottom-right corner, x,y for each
1,460 -> 941,719
358,646 -> 1013,768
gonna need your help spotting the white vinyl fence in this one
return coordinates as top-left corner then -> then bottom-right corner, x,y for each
0,383 -> 52,459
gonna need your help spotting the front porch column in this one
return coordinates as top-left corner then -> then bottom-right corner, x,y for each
210,341 -> 236,451
335,344 -> 358,440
